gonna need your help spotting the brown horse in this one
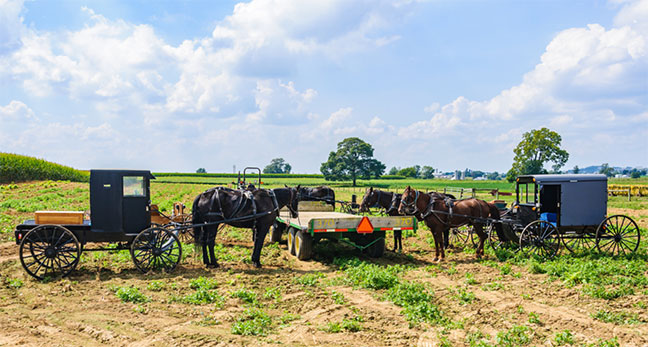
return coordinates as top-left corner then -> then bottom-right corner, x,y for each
398,186 -> 502,261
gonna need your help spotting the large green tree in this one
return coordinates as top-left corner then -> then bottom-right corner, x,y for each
320,137 -> 385,186
263,158 -> 292,174
506,128 -> 569,182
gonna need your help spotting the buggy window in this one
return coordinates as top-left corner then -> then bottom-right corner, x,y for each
123,176 -> 145,197
518,183 -> 537,204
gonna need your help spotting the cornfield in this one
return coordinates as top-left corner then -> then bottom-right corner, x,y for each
0,152 -> 88,183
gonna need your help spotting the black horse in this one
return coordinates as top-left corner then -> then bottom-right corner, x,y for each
359,188 -> 404,251
299,186 -> 335,208
191,186 -> 299,268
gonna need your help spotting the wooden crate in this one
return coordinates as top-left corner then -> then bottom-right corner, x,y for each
35,211 -> 84,225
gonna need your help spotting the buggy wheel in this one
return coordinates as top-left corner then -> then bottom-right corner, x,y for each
270,222 -> 286,244
595,215 -> 640,255
519,220 -> 560,258
562,230 -> 596,253
287,228 -> 297,255
131,227 -> 182,273
449,226 -> 473,247
295,230 -> 313,260
19,225 -> 81,280
488,225 -> 503,250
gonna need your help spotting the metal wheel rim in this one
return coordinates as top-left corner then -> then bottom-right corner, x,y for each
562,231 -> 596,253
131,227 -> 182,273
520,221 -> 560,258
19,225 -> 80,280
488,227 -> 502,250
295,233 -> 302,256
596,215 -> 640,255
449,226 -> 470,246
287,230 -> 295,254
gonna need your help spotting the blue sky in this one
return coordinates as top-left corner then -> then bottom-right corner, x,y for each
0,0 -> 646,173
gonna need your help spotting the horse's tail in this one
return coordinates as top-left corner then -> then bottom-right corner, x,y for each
191,194 -> 203,246
487,202 -> 504,239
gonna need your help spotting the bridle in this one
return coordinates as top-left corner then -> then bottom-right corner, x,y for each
287,188 -> 300,217
400,189 -> 420,214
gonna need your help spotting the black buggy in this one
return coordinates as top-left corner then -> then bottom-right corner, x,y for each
14,169 -> 183,279
490,174 -> 640,258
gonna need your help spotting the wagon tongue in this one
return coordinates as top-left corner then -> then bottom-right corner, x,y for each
356,216 -> 374,234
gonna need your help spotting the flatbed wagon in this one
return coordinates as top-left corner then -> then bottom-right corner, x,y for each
273,201 -> 418,260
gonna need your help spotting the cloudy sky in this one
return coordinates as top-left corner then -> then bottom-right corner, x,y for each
0,0 -> 646,174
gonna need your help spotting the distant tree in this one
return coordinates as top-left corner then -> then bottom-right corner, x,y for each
470,170 -> 485,178
599,163 -> 615,177
320,137 -> 386,186
630,170 -> 641,179
486,172 -> 500,180
263,158 -> 292,174
573,165 -> 579,174
506,128 -> 569,182
196,168 -> 207,173
397,166 -> 419,178
420,166 -> 435,179
388,166 -> 400,175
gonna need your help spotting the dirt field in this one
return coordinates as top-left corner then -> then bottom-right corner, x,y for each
1,225 -> 647,346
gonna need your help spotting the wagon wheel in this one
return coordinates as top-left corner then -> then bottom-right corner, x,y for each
294,230 -> 313,260
287,228 -> 297,256
19,225 -> 81,280
595,215 -> 640,256
488,224 -> 503,250
519,220 -> 560,258
130,227 -> 182,273
449,225 -> 475,248
270,222 -> 286,243
562,230 -> 597,253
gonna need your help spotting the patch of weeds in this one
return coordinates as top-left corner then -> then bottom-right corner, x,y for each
482,282 -> 503,291
180,289 -> 225,306
521,293 -> 531,300
340,261 -> 405,290
263,286 -> 282,303
635,301 -> 647,309
454,287 -> 476,305
231,288 -> 259,306
587,337 -> 620,347
7,278 -> 23,288
383,281 -> 443,326
113,286 -> 150,304
516,305 -> 525,314
495,325 -> 532,346
133,304 -> 148,314
294,272 -> 325,287
466,330 -> 493,347
189,276 -> 218,290
553,330 -> 574,346
445,265 -> 458,275
322,316 -> 363,333
331,290 -> 346,305
146,280 -> 165,292
231,308 -> 272,336
464,272 -> 477,285
591,309 -> 642,325
527,312 -> 541,325
499,263 -> 512,275
583,284 -> 634,300
512,272 -> 521,278
278,312 -> 300,326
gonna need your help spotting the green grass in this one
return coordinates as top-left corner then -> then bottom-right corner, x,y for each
189,276 -> 219,290
177,289 -> 225,306
0,152 -> 88,183
553,330 -> 574,346
294,272 -> 325,286
495,325 -> 533,346
383,282 -> 444,326
591,309 -> 643,325
111,286 -> 150,303
231,308 -> 273,336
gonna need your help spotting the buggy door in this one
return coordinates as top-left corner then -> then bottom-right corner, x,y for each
122,176 -> 150,234
539,184 -> 560,226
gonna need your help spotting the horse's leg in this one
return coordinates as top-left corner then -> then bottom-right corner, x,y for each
430,227 -> 440,262
396,230 -> 402,252
437,227 -> 446,261
207,227 -> 219,268
250,224 -> 269,268
474,224 -> 486,259
393,230 -> 402,252
443,228 -> 450,249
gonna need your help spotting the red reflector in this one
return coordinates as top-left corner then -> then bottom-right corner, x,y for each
356,217 -> 374,234
18,233 -> 22,240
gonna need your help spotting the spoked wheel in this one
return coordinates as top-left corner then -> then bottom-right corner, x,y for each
562,230 -> 597,253
596,215 -> 640,256
131,227 -> 182,273
488,225 -> 503,250
519,220 -> 561,258
449,225 -> 474,247
19,225 -> 81,280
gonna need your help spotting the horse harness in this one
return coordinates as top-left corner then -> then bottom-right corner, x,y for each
205,187 -> 287,229
405,190 -> 485,228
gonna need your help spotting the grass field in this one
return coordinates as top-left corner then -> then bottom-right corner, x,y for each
0,178 -> 647,345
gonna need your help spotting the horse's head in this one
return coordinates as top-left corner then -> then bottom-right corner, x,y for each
398,186 -> 420,215
387,193 -> 401,214
359,187 -> 377,212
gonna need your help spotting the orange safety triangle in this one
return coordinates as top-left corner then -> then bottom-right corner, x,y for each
356,216 -> 374,233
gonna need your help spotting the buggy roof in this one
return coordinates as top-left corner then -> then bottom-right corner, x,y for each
90,169 -> 155,179
517,174 -> 606,184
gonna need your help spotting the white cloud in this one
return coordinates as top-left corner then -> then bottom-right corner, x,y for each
321,107 -> 353,129
0,100 -> 34,119
0,0 -> 24,53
